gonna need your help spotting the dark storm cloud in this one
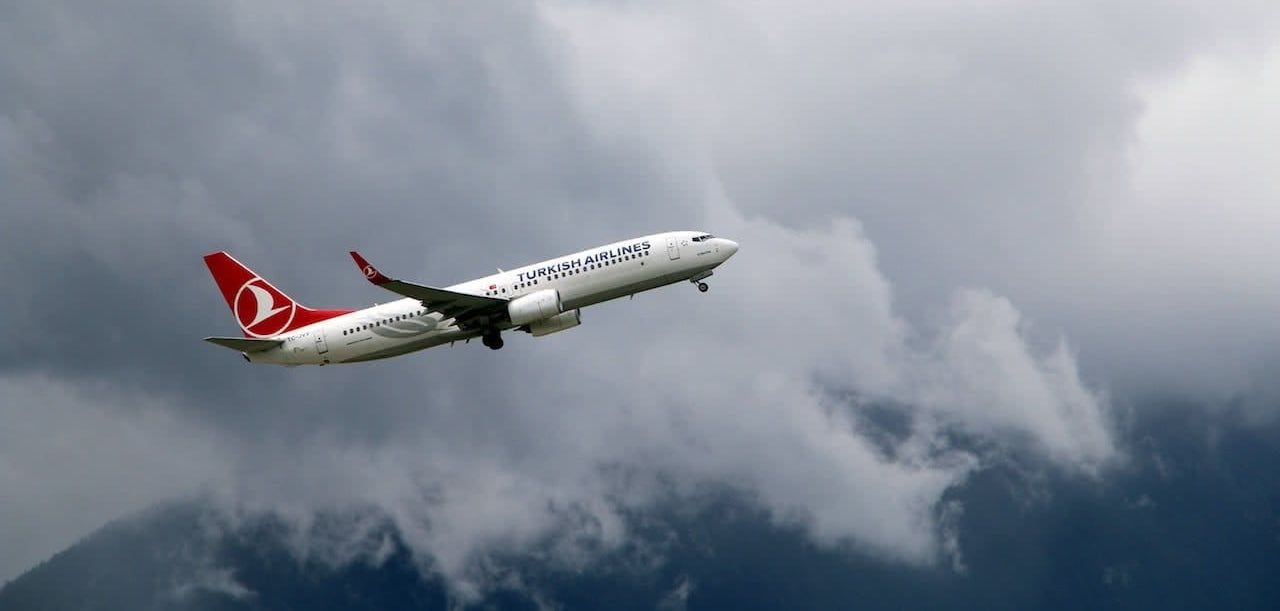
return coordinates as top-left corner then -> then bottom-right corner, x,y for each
3,0 -> 1278,598
0,0 -> 677,369
0,0 -> 689,437
0,0 -> 686,579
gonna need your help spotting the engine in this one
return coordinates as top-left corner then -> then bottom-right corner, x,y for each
528,309 -> 581,337
508,289 -> 562,326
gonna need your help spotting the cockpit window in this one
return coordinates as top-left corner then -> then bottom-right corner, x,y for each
691,234 -> 714,242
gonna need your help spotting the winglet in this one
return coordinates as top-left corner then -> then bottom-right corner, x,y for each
350,251 -> 391,285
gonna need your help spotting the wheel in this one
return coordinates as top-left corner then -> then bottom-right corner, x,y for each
482,331 -> 503,350
697,282 -> 709,293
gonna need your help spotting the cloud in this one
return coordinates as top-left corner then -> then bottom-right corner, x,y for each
0,374 -> 231,582
543,0 -> 1280,406
5,0 -> 1278,599
174,203 -> 1111,598
913,289 -> 1114,471
1062,43 -> 1280,408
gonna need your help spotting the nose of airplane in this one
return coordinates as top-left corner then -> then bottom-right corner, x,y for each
721,239 -> 739,258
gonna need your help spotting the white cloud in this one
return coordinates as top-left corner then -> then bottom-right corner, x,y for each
1050,41 -> 1280,407
913,289 -> 1114,472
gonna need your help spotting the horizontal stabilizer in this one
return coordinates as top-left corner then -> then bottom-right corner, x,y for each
204,336 -> 283,353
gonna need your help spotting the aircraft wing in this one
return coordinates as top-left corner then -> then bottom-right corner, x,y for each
349,251 -> 509,328
204,336 -> 283,353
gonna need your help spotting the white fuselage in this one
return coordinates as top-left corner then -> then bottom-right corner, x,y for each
251,231 -> 736,365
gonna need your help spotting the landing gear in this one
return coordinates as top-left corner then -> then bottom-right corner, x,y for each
482,330 -> 504,350
690,270 -> 714,293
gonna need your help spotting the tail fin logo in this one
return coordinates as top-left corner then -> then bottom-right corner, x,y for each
234,278 -> 296,337
362,264 -> 377,279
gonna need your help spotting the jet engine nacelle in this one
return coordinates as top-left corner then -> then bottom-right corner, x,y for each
508,289 -> 562,326
529,309 -> 581,337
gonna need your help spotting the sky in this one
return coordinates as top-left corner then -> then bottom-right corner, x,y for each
2,0 -> 1280,601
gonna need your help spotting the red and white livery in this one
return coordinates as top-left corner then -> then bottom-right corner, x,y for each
203,231 -> 739,365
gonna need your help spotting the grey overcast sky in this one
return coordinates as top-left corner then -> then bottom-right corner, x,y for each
3,0 -> 1280,597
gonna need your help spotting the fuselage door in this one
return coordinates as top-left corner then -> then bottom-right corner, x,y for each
666,236 -> 681,260
315,330 -> 329,355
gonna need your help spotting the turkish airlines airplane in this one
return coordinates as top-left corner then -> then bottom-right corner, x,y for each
203,231 -> 739,365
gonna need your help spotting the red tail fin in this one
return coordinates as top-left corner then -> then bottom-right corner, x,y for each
203,252 -> 353,338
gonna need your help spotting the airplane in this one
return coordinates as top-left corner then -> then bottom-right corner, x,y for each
203,231 -> 739,365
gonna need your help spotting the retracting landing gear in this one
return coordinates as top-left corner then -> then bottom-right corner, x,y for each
690,269 -> 714,293
482,329 -> 504,350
